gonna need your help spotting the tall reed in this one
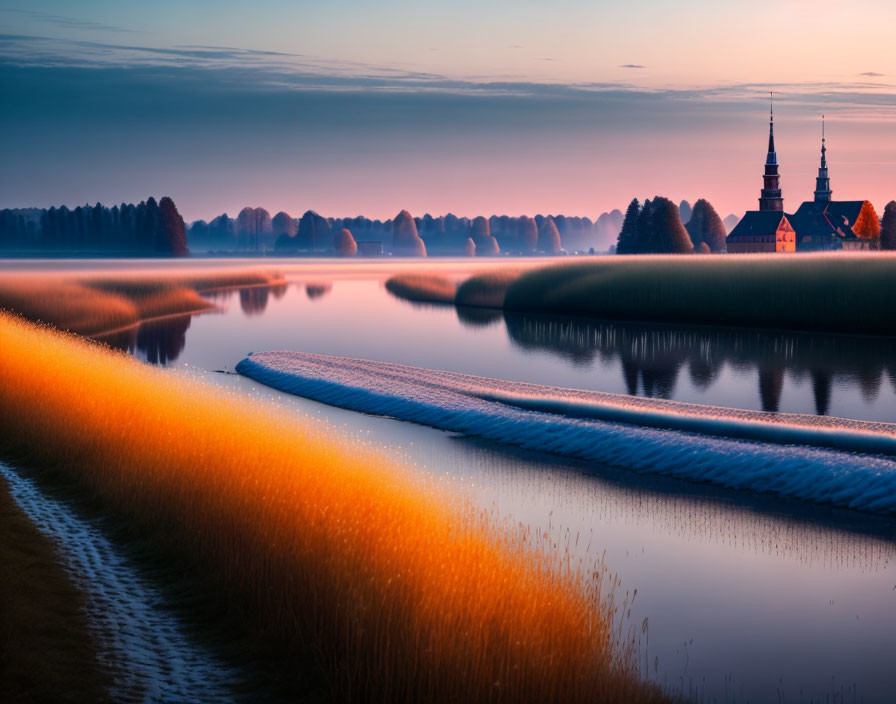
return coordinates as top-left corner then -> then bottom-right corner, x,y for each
0,269 -> 285,335
0,312 -> 664,703
503,254 -> 896,334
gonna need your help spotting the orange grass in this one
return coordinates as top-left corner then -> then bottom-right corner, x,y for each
0,269 -> 285,335
0,312 -> 664,703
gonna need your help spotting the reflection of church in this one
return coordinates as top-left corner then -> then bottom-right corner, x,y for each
727,99 -> 880,253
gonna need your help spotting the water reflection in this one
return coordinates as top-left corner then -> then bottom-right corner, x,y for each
455,305 -> 502,329
504,312 -> 896,415
98,315 -> 192,365
239,287 -> 270,316
304,283 -> 332,300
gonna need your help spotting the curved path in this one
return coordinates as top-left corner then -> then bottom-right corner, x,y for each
0,462 -> 245,703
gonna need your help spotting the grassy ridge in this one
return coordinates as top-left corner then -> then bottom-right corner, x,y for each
0,477 -> 111,702
504,255 -> 896,334
0,313 -> 663,703
0,269 -> 285,335
384,273 -> 457,304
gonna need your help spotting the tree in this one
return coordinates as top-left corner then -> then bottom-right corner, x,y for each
648,197 -> 694,254
392,209 -> 427,256
538,216 -> 562,254
881,201 -> 896,250
297,210 -> 330,250
333,228 -> 358,256
463,237 -> 476,256
685,198 -> 727,253
158,197 -> 190,256
616,199 -> 640,254
679,200 -> 693,224
635,198 -> 654,253
853,201 -> 881,246
519,216 -> 538,253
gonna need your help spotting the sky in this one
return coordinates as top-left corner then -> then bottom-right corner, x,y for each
1,0 -> 896,221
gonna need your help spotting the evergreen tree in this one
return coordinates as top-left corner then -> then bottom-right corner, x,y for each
616,198 -> 640,254
635,198 -> 654,253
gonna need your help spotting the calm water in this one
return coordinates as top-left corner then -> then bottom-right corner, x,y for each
12,259 -> 896,702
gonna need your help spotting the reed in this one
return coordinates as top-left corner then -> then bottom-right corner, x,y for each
384,273 -> 458,304
455,269 -> 522,308
503,254 -> 896,334
0,269 -> 285,335
0,312 -> 664,703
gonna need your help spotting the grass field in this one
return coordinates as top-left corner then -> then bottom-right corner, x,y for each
0,312 -> 665,703
503,254 -> 896,334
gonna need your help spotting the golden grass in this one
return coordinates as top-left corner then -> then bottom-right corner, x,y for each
384,273 -> 458,304
0,312 -> 664,703
0,269 -> 285,336
0,478 -> 111,702
503,254 -> 896,334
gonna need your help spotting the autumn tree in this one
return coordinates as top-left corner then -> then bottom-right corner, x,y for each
333,228 -> 358,256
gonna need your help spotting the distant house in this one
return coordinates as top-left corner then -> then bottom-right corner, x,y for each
788,200 -> 879,251
356,240 -> 383,256
727,103 -> 880,253
726,211 -> 796,253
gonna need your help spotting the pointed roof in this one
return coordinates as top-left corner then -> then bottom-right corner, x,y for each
813,115 -> 832,203
727,211 -> 792,240
766,92 -> 777,166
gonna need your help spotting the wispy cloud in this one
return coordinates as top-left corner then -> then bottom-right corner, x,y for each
1,8 -> 137,34
1,35 -> 895,118
619,64 -> 647,69
859,71 -> 885,77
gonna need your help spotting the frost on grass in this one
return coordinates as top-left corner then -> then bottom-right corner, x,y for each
239,351 -> 896,515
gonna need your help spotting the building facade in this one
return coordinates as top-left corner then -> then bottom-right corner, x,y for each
727,109 -> 879,253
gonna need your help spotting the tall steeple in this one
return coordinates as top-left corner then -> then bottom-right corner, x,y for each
814,115 -> 832,203
759,92 -> 784,211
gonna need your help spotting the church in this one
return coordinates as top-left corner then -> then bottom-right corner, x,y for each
726,101 -> 880,253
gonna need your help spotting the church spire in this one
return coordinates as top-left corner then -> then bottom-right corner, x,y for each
814,115 -> 832,203
759,92 -> 784,211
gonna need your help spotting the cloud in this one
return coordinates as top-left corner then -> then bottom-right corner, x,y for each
1,8 -> 137,34
859,71 -> 885,77
619,64 -> 647,69
1,35 -> 895,119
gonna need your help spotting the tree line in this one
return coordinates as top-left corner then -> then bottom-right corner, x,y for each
616,197 -> 727,254
0,197 -> 189,255
188,208 -> 625,255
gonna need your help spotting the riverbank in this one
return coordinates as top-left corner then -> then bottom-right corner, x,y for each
387,254 -> 896,335
0,476 -> 110,702
0,312 -> 666,703
0,268 -> 286,336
